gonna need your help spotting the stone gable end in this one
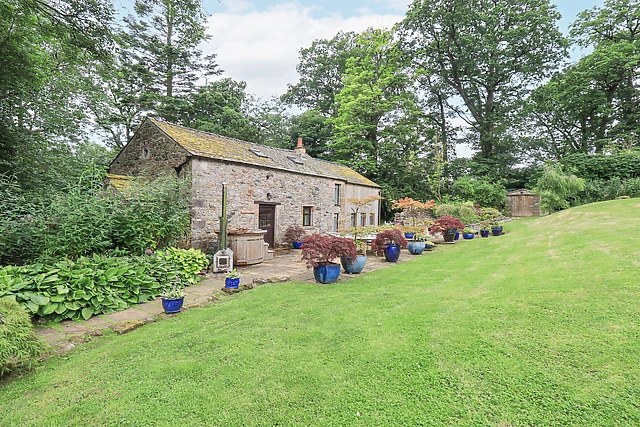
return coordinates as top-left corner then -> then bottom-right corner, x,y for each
109,121 -> 191,178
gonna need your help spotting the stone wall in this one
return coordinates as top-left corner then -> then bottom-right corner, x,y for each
109,121 -> 190,177
108,121 -> 380,251
189,157 -> 339,250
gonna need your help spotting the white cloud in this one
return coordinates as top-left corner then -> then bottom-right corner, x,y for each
202,2 -> 404,100
373,0 -> 411,13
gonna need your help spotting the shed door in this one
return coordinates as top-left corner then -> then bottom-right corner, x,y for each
510,196 -> 520,217
512,195 -> 533,217
258,204 -> 275,248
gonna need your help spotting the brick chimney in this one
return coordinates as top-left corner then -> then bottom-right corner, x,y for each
295,137 -> 306,155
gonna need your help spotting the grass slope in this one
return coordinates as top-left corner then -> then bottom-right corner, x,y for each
1,200 -> 640,426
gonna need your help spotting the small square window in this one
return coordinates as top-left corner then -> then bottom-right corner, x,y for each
303,206 -> 313,226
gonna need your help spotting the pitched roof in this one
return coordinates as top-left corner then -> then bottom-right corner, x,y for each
105,173 -> 134,192
150,119 -> 380,188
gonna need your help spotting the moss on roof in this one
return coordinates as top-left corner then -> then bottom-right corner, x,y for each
151,119 -> 380,188
105,173 -> 134,192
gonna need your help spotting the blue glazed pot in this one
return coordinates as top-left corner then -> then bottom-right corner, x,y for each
313,263 -> 341,283
480,230 -> 490,238
225,277 -> 240,289
407,241 -> 425,255
292,241 -> 304,249
161,297 -> 184,314
384,244 -> 401,262
463,233 -> 475,240
341,255 -> 367,274
454,231 -> 460,240
404,232 -> 415,239
492,226 -> 503,236
425,242 -> 435,250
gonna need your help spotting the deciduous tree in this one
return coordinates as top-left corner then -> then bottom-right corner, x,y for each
402,0 -> 568,160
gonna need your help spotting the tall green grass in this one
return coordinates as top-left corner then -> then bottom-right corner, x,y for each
1,199 -> 639,426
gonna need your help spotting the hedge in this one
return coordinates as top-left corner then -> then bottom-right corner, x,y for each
560,152 -> 640,181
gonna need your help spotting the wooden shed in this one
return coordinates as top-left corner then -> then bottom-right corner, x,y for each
507,190 -> 541,217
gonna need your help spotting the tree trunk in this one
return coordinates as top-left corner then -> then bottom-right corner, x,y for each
165,8 -> 174,98
437,91 -> 448,162
479,122 -> 494,158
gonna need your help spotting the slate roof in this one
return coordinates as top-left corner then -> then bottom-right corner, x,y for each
150,119 -> 380,188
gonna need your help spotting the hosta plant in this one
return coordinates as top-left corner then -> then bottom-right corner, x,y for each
225,269 -> 240,279
0,249 -> 207,323
156,248 -> 208,285
162,282 -> 186,300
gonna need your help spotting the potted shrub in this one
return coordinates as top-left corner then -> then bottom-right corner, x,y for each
407,239 -> 425,255
429,215 -> 464,243
161,282 -> 185,314
301,234 -> 357,283
284,225 -> 307,249
462,227 -> 475,240
401,225 -> 425,240
424,240 -> 436,250
392,197 -> 436,238
479,222 -> 490,238
224,269 -> 240,289
408,233 -> 430,255
372,229 -> 408,262
341,239 -> 367,274
491,222 -> 504,236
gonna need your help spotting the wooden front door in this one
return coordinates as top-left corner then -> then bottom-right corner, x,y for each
258,204 -> 276,248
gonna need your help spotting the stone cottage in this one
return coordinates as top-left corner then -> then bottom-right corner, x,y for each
108,118 -> 381,251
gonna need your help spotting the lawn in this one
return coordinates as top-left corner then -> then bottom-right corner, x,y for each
1,200 -> 640,426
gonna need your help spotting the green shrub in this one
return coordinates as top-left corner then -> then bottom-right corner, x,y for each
155,248 -> 208,285
0,297 -> 44,377
573,177 -> 640,205
534,163 -> 585,213
434,202 -> 480,224
38,171 -> 117,261
478,207 -> 502,221
0,175 -> 45,265
0,170 -> 191,265
560,151 -> 640,181
110,175 -> 191,254
451,176 -> 507,210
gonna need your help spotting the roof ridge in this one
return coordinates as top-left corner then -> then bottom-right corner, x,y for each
147,118 -> 380,188
150,118 -> 300,157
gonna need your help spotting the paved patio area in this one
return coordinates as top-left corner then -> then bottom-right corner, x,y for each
35,248 -> 430,353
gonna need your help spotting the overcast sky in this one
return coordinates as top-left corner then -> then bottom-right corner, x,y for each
200,0 -> 605,100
